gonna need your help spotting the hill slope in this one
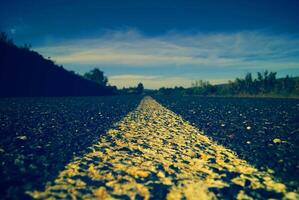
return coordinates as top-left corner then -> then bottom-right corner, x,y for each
0,40 -> 115,97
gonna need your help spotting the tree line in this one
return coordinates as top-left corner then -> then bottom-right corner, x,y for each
157,71 -> 299,97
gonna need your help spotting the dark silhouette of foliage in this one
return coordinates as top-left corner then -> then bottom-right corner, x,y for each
154,71 -> 299,97
83,68 -> 108,86
0,32 -> 13,45
119,83 -> 145,95
0,33 -> 115,97
136,82 -> 144,94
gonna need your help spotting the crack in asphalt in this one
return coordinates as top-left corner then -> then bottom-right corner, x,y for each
27,96 -> 298,199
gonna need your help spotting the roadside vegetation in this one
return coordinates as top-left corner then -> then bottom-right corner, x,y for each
156,72 -> 299,98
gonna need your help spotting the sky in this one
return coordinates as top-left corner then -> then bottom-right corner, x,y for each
1,0 -> 299,89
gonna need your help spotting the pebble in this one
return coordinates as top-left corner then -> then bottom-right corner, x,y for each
273,138 -> 282,144
14,158 -> 24,166
16,135 -> 27,140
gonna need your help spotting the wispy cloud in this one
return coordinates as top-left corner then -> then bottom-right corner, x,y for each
35,29 -> 299,88
36,29 -> 299,67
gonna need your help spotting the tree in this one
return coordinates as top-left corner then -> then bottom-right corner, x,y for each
22,43 -> 32,50
283,75 -> 295,93
0,32 -> 8,42
0,32 -> 13,45
136,83 -> 144,94
257,72 -> 263,82
83,68 -> 108,86
191,80 -> 213,95
267,71 -> 277,92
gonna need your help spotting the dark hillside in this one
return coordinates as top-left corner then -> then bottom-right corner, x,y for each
0,39 -> 115,97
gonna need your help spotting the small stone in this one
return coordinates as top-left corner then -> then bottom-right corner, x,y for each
29,164 -> 37,170
273,138 -> 282,144
246,126 -> 251,130
19,167 -> 27,174
16,135 -> 27,140
267,168 -> 274,173
246,141 -> 251,144
14,158 -> 24,166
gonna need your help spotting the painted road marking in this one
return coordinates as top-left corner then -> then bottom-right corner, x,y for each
28,97 -> 298,199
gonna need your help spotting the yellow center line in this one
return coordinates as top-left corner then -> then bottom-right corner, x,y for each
27,96 -> 298,199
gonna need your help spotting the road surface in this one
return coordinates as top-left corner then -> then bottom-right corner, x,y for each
28,97 -> 298,199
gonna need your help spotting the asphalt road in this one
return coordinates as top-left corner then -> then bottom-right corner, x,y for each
0,96 -> 142,200
27,97 -> 298,199
1,95 -> 298,199
154,95 -> 299,191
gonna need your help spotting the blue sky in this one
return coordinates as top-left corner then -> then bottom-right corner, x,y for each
1,0 -> 299,88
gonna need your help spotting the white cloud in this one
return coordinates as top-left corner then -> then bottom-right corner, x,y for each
34,29 -> 299,88
35,29 -> 299,69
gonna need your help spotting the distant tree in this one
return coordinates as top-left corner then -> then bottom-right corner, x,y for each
0,32 -> 8,42
263,70 -> 270,92
192,80 -> 210,88
84,68 -> 108,86
158,87 -> 174,95
0,32 -> 13,45
283,75 -> 295,93
136,82 -> 144,94
233,78 -> 245,94
110,85 -> 118,93
153,70 -> 299,97
21,43 -> 32,50
257,72 -> 263,82
295,78 -> 299,94
244,73 -> 253,93
191,80 -> 212,95
267,71 -> 277,92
